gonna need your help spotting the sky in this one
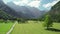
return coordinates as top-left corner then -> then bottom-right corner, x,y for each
3,0 -> 60,10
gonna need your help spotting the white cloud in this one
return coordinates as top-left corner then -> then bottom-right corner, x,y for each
43,0 -> 60,8
27,1 -> 40,8
3,0 -> 12,4
13,0 -> 29,6
13,1 -> 20,5
13,0 -> 41,8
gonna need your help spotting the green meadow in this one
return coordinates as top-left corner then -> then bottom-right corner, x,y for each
0,21 -> 13,34
11,21 -> 60,34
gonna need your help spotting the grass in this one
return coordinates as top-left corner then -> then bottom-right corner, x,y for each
0,21 -> 13,34
11,21 -> 60,34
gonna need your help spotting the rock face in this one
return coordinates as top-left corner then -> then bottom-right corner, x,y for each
49,1 -> 60,22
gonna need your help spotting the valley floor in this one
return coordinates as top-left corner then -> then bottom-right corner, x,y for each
11,21 -> 60,34
0,23 -> 13,34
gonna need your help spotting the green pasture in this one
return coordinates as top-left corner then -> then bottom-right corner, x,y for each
0,21 -> 13,34
11,21 -> 60,34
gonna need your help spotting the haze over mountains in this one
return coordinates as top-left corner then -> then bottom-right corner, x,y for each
0,0 -> 46,19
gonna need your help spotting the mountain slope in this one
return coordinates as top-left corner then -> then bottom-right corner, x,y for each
7,1 -> 46,19
0,9 -> 14,19
49,1 -> 60,22
0,0 -> 22,19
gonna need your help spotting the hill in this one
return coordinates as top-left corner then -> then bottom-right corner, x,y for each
49,1 -> 60,22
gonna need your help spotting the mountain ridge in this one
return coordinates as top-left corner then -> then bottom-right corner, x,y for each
0,0 -> 47,19
6,1 -> 46,19
49,1 -> 60,22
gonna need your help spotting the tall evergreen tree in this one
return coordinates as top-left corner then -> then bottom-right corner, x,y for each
44,15 -> 53,29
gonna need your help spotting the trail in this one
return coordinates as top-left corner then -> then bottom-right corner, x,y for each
6,21 -> 17,34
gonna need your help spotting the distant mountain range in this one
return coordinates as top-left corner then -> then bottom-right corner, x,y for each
0,0 -> 47,19
7,1 -> 46,19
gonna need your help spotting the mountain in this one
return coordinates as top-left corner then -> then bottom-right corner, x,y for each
0,0 -> 24,19
0,0 -> 20,18
27,7 -> 46,18
7,1 -> 46,19
0,0 -> 11,19
0,9 -> 13,19
7,2 -> 35,18
0,0 -> 46,19
49,1 -> 60,22
0,0 -> 21,20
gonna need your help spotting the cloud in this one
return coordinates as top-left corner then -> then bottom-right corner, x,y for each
13,0 -> 41,8
13,0 -> 29,6
27,1 -> 40,8
43,0 -> 60,9
3,0 -> 12,4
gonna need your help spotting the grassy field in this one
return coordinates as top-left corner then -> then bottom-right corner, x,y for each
11,21 -> 60,34
0,22 -> 13,34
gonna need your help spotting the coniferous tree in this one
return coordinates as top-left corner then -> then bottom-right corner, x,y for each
44,15 -> 53,29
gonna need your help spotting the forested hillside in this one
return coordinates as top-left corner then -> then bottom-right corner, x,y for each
0,0 -> 21,20
0,10 -> 16,20
49,1 -> 60,22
